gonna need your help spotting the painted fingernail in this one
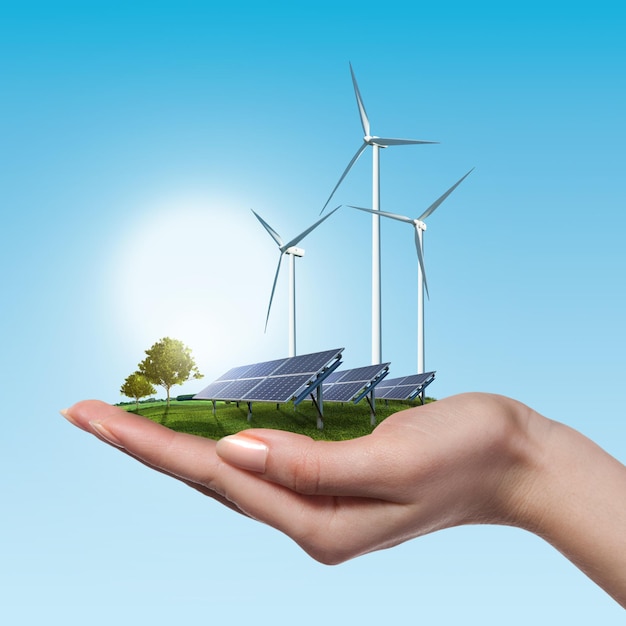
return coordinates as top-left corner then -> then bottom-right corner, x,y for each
216,435 -> 268,473
90,421 -> 124,449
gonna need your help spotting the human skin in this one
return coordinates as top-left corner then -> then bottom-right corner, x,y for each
61,392 -> 626,607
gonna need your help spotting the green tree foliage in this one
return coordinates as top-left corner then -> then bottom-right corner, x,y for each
137,337 -> 203,406
120,373 -> 157,411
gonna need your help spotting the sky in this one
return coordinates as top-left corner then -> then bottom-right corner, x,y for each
2,0 -> 626,623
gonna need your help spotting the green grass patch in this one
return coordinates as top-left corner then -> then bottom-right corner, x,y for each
120,398 -> 434,441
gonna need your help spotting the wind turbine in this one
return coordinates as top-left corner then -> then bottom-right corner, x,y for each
351,168 -> 473,373
252,206 -> 340,357
321,62 -> 437,365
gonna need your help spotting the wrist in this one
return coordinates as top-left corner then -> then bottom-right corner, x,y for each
499,408 -> 626,606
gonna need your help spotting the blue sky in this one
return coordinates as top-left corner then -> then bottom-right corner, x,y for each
2,1 -> 626,623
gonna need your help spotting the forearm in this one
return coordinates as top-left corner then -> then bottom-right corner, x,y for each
512,415 -> 626,607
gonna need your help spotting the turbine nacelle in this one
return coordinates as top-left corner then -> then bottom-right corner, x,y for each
414,219 -> 427,231
285,246 -> 305,257
365,135 -> 386,148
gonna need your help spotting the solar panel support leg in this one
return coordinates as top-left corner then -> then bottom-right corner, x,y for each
309,392 -> 324,430
365,390 -> 376,426
247,402 -> 252,422
212,400 -> 216,416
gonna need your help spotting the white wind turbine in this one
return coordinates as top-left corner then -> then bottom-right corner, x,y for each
351,168 -> 473,373
321,63 -> 437,365
252,207 -> 340,357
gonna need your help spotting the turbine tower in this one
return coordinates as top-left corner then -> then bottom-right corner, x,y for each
351,169 -> 473,373
252,207 -> 340,357
321,63 -> 437,365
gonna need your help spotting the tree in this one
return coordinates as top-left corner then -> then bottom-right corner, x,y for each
120,372 -> 157,411
137,337 -> 203,406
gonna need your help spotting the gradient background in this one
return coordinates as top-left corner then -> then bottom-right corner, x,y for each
2,1 -> 626,623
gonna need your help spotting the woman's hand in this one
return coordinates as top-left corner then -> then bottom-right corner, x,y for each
62,392 -> 626,606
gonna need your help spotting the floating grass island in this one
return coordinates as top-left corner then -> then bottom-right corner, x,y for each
119,398 -> 435,441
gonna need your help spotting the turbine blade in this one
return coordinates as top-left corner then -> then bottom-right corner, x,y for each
414,227 -> 429,299
349,205 -> 414,225
251,209 -> 283,247
320,142 -> 367,214
374,137 -> 438,147
417,168 -> 475,221
283,206 -> 340,251
349,62 -> 370,137
264,255 -> 284,332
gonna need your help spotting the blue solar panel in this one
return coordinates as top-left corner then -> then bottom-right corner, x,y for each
193,348 -> 344,404
323,380 -> 369,402
273,348 -> 343,375
194,380 -> 237,399
215,364 -> 255,382
321,370 -> 346,384
336,364 -> 389,383
321,363 -> 390,403
217,378 -> 264,401
244,374 -> 313,402
375,372 -> 435,400
242,358 -> 288,378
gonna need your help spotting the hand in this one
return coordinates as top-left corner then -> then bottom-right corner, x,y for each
61,393 -> 539,562
61,392 -> 626,606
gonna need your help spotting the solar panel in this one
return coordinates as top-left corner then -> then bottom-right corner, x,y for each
323,380 -> 369,402
321,370 -> 345,384
375,372 -> 436,400
192,379 -> 236,399
321,363 -> 390,404
273,348 -> 343,376
244,374 -> 313,402
193,348 -> 344,405
242,358 -> 288,378
216,378 -> 264,401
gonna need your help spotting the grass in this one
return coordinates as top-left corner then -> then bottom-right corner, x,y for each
120,398 -> 433,441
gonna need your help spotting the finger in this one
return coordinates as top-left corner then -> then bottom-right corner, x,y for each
63,400 -> 227,484
216,428 -> 413,500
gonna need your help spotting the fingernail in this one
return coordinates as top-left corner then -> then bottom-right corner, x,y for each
60,408 -> 80,428
90,421 -> 124,449
216,435 -> 268,473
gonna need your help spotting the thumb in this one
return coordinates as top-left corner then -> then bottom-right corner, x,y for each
216,429 -> 400,499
